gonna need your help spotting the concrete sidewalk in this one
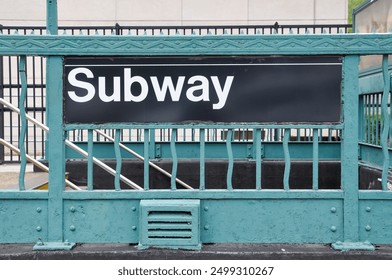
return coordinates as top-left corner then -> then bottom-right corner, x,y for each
0,163 -> 40,190
1,243 -> 392,260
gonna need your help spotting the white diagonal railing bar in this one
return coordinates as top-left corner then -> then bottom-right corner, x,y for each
94,130 -> 193,189
0,97 -> 143,190
0,138 -> 81,190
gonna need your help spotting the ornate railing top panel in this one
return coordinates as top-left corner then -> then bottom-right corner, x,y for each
1,33 -> 392,56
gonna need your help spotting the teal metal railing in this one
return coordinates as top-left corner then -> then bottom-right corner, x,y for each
1,2 -> 392,248
359,54 -> 392,191
18,55 -> 27,191
61,125 -> 342,190
0,23 -> 350,163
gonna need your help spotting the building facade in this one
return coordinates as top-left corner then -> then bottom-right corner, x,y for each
1,0 -> 348,26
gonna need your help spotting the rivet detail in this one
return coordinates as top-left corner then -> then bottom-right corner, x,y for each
365,225 -> 371,231
36,226 -> 42,232
70,225 -> 76,231
330,207 -> 337,213
70,206 -> 76,213
330,226 -> 337,232
365,207 -> 371,212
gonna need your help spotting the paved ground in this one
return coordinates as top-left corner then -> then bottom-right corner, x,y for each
1,243 -> 392,260
0,163 -> 45,189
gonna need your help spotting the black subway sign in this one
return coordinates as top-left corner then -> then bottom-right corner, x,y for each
63,56 -> 342,124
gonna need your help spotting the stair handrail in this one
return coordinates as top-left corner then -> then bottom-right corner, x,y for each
0,138 -> 81,190
0,97 -> 194,190
0,97 -> 143,190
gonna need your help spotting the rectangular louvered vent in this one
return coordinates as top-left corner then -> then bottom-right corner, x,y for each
147,210 -> 193,239
139,200 -> 201,250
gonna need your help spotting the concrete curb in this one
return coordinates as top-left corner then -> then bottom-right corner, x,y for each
1,243 -> 392,260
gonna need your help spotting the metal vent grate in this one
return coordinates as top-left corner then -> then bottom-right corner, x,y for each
139,200 -> 201,250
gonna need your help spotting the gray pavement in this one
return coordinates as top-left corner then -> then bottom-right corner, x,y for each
1,243 -> 392,260
0,163 -> 39,189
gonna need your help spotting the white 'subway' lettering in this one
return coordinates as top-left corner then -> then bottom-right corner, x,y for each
67,67 -> 234,110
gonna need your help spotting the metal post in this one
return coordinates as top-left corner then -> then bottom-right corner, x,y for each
0,39 -> 4,164
46,0 -> 58,35
34,0 -> 75,251
332,55 -> 374,251
115,23 -> 121,35
43,0 -> 58,161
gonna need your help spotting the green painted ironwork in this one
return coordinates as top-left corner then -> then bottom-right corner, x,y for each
2,0 -> 392,251
283,128 -> 291,190
199,128 -> 206,190
87,130 -> 93,191
170,128 -> 178,190
226,129 -> 234,190
340,55 -> 365,249
39,0 -> 76,250
2,33 -> 392,56
255,128 -> 262,190
114,129 -> 122,191
381,55 -> 390,190
312,129 -> 319,190
139,200 -> 201,250
143,129 -> 149,190
18,56 -> 27,191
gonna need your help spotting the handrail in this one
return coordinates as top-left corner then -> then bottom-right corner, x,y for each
94,130 -> 193,189
0,138 -> 81,190
0,97 -> 143,190
0,97 -> 193,190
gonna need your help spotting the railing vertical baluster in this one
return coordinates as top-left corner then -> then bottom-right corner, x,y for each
87,129 -> 93,190
18,56 -> 27,191
366,95 -> 370,143
200,128 -> 205,190
144,128 -> 149,190
312,128 -> 319,190
358,95 -> 364,142
226,129 -> 234,190
0,41 -> 5,160
40,57 -> 47,158
27,57 -> 33,157
114,129 -> 121,191
376,94 -> 380,145
389,93 -> 392,148
149,128 -> 156,159
371,94 -> 375,144
255,128 -> 262,190
367,95 -> 371,143
283,128 -> 290,190
170,128 -> 178,190
372,94 -> 378,145
0,52 -> 4,163
376,94 -> 380,144
381,55 -> 390,190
